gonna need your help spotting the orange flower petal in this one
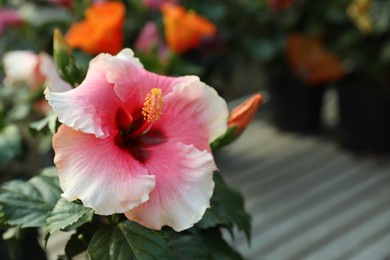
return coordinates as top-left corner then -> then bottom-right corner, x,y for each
286,33 -> 345,86
228,94 -> 263,134
161,4 -> 216,53
66,2 -> 125,55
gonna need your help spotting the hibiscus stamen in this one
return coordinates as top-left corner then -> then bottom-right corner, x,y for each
142,88 -> 164,123
129,88 -> 164,138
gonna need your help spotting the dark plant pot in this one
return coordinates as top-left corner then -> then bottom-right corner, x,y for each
337,83 -> 390,153
268,76 -> 326,133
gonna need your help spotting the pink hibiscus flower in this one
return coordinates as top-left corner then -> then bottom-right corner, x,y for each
135,21 -> 169,61
3,50 -> 72,114
45,48 -> 228,231
3,51 -> 71,90
3,51 -> 43,88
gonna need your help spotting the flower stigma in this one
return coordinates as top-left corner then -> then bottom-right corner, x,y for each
142,88 -> 164,123
128,88 -> 164,138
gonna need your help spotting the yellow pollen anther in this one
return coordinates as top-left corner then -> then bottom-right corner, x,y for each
142,88 -> 164,123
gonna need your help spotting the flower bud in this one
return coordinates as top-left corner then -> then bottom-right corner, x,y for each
53,28 -> 71,70
211,93 -> 263,150
53,28 -> 86,86
228,93 -> 263,135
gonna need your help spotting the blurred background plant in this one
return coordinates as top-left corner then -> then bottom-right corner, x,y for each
1,0 -> 390,258
0,0 -> 389,194
0,0 -> 257,259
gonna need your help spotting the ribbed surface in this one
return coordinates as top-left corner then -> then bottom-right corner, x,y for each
216,117 -> 390,260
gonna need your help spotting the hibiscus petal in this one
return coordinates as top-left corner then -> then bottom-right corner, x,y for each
125,143 -> 216,231
53,125 -> 156,215
39,53 -> 72,93
45,53 -> 120,137
105,49 -> 185,107
155,76 -> 228,152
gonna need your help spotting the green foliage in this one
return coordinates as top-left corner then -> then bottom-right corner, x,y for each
53,29 -> 87,87
0,166 -> 250,259
45,198 -> 94,242
0,124 -> 22,167
197,173 -> 251,243
211,127 -> 237,151
168,228 -> 243,260
29,112 -> 59,135
88,221 -> 173,260
63,229 -> 93,259
0,84 -> 37,123
0,167 -> 61,227
0,1 -> 255,259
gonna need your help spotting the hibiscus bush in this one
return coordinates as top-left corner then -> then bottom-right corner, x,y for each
0,0 -> 263,259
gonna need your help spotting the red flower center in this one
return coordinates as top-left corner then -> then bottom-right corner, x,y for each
114,88 -> 166,162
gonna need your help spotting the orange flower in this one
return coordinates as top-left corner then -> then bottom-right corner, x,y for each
66,2 -> 125,55
228,94 -> 263,135
161,3 -> 216,53
286,33 -> 345,86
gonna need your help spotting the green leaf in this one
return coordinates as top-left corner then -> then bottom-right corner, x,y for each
0,124 -> 22,166
211,127 -> 238,151
8,106 -> 30,121
30,111 -> 59,135
64,226 -> 94,259
199,228 -> 243,260
168,228 -> 243,260
48,112 -> 59,134
197,173 -> 251,243
168,231 -> 211,259
196,208 -> 226,229
0,167 -> 61,228
45,198 -> 94,242
88,226 -> 133,260
87,220 -> 173,260
117,221 -> 173,259
29,117 -> 50,133
0,205 -> 8,228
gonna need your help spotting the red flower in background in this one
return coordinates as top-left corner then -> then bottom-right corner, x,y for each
286,33 -> 345,86
66,2 -> 125,55
161,4 -> 216,54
